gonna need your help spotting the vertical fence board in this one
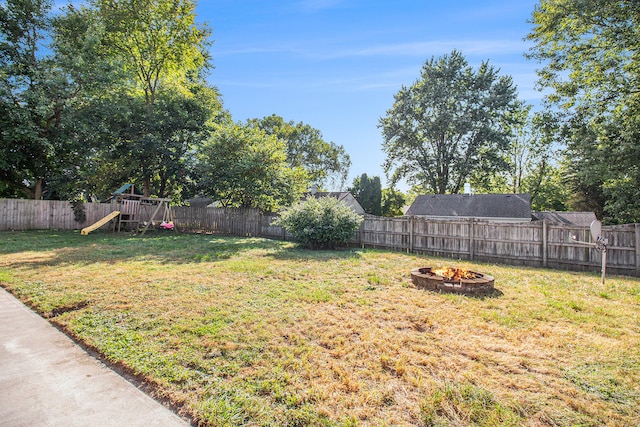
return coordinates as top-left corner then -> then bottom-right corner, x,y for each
636,224 -> 640,276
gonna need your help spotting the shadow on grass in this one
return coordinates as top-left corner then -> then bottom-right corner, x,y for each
422,288 -> 505,300
0,230 -> 295,268
473,289 -> 505,299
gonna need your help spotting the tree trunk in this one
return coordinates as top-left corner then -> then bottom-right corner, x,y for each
34,178 -> 44,200
143,176 -> 151,197
158,168 -> 167,198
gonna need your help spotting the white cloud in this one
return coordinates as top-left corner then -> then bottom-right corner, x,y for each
218,38 -> 532,62
313,39 -> 531,60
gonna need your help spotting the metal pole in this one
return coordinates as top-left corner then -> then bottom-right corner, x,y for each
570,231 -> 607,284
601,248 -> 607,285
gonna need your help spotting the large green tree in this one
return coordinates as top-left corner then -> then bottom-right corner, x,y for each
469,108 -> 567,211
527,0 -> 640,223
380,50 -> 520,194
194,124 -> 307,212
348,173 -> 382,216
247,114 -> 351,190
0,0 -> 220,201
81,82 -> 222,201
92,0 -> 212,197
0,0 -> 78,199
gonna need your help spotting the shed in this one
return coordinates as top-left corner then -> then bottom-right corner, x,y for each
406,194 -> 531,222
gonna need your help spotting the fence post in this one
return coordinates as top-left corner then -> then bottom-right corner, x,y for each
409,216 -> 414,253
543,220 -> 548,268
469,218 -> 474,261
635,223 -> 640,276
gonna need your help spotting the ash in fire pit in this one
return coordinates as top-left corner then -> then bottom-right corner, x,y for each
411,267 -> 494,295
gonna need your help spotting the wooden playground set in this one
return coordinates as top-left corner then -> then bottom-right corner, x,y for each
81,184 -> 175,235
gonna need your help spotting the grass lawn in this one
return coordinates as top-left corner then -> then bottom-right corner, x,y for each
0,230 -> 639,426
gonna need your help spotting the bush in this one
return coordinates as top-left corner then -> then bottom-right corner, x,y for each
70,199 -> 86,224
273,197 -> 363,249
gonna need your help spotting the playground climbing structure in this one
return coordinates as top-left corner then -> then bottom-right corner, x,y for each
81,184 -> 175,235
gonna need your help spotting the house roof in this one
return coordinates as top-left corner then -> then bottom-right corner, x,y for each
406,194 -> 531,219
303,192 -> 351,202
531,211 -> 597,227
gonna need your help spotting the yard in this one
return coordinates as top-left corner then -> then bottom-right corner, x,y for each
0,231 -> 638,426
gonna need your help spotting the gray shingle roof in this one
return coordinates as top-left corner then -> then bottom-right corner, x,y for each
406,194 -> 531,219
531,211 -> 597,226
302,192 -> 351,202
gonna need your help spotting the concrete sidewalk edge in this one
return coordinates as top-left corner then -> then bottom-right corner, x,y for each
0,285 -> 193,427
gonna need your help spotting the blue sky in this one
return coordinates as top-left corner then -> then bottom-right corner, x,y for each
198,1 -> 542,190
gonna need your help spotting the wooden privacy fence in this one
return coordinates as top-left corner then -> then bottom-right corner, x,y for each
172,207 -> 289,240
2,199 -> 639,276
173,207 -> 262,237
0,199 -> 113,231
358,216 -> 640,276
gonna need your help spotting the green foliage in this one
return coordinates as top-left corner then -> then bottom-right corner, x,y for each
348,173 -> 382,215
380,50 -> 520,194
70,199 -> 87,223
524,165 -> 568,212
473,106 -> 555,195
93,0 -> 210,107
91,0 -> 212,197
0,0 -> 73,199
0,0 -> 222,201
96,84 -> 221,199
247,114 -> 351,190
273,196 -> 363,249
381,187 -> 406,217
469,108 -> 568,211
527,0 -> 640,223
195,123 -> 307,212
527,0 -> 638,112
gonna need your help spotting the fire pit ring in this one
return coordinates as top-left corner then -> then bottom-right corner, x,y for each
411,267 -> 495,295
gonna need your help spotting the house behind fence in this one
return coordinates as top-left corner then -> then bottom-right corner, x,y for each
1,198 -> 639,277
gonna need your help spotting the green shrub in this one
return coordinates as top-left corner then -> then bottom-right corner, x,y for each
273,197 -> 363,249
70,199 -> 86,223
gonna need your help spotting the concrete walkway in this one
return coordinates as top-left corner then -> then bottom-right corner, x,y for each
0,287 -> 191,427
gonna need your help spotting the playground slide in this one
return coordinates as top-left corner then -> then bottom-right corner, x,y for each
81,211 -> 120,235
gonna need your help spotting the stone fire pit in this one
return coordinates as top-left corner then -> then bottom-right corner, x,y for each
411,267 -> 495,295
